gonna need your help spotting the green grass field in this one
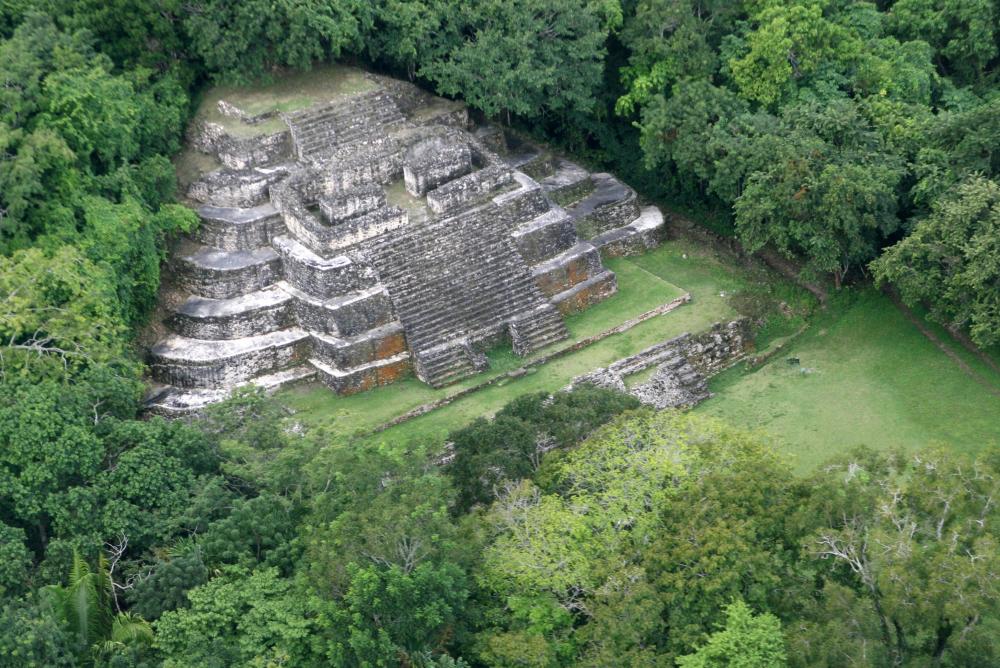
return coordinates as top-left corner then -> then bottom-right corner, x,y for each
697,289 -> 1000,471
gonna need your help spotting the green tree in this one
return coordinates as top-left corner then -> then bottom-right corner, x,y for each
420,0 -> 614,119
154,566 -> 319,667
477,411 -> 801,665
728,0 -> 860,107
40,551 -> 153,666
873,176 -> 1000,346
0,594 -> 77,668
801,447 -> 1000,666
182,0 -> 370,84
677,600 -> 787,668
887,0 -> 998,84
326,562 -> 468,666
0,522 -> 31,597
731,100 -> 903,286
616,0 -> 738,114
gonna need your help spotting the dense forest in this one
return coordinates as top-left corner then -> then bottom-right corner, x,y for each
1,1 -> 999,666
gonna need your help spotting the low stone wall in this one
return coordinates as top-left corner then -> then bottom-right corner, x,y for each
186,116 -> 291,170
427,165 -> 512,215
600,319 -> 750,379
404,139 -> 473,196
315,353 -> 412,395
217,100 -> 278,125
319,185 -> 385,223
568,318 -> 751,409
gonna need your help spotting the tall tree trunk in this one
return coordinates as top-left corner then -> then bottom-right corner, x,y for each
932,621 -> 952,667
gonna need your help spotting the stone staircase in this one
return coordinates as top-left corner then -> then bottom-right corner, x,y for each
367,199 -> 567,386
284,90 -> 405,161
508,305 -> 567,355
413,340 -> 489,388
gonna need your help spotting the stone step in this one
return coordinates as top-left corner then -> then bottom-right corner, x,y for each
310,352 -> 411,395
413,342 -> 484,387
174,243 -> 282,299
591,205 -> 666,258
531,241 -> 602,297
512,207 -> 578,264
149,328 -> 310,389
144,365 -> 317,417
551,269 -> 618,315
540,160 -> 594,206
195,203 -> 286,252
508,305 -> 568,356
567,173 -> 640,240
166,287 -> 293,340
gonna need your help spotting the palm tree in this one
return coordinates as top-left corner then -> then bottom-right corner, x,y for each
40,551 -> 152,666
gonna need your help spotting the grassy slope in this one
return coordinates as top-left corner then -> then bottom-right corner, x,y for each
697,289 -> 1000,472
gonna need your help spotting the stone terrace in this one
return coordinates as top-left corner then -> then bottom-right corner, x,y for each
146,67 -> 666,414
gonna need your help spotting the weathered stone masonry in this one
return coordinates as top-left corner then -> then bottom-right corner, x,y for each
568,319 -> 752,409
146,69 -> 667,415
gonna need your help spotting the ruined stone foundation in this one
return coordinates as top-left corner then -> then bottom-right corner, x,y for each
146,70 -> 665,415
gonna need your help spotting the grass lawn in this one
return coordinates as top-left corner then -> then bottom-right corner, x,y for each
279,239 -> 751,444
697,289 -> 1000,472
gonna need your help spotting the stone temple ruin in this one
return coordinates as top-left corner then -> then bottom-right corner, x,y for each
146,70 -> 665,414
567,319 -> 751,409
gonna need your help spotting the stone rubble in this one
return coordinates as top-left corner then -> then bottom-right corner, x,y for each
146,68 -> 668,415
567,319 -> 751,409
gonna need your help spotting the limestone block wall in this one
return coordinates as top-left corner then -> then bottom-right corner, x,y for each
404,139 -> 473,196
194,204 -> 287,252
150,330 -> 311,389
426,165 -> 513,215
568,319 -> 751,409
272,237 -> 376,299
679,319 -> 752,376
217,131 -> 291,170
511,210 -> 578,265
312,324 -> 407,370
217,100 -> 278,125
494,173 -> 550,224
166,290 -> 293,340
289,287 -> 394,338
173,247 -> 282,300
319,185 -> 385,222
571,180 -> 641,240
188,170 -> 285,209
